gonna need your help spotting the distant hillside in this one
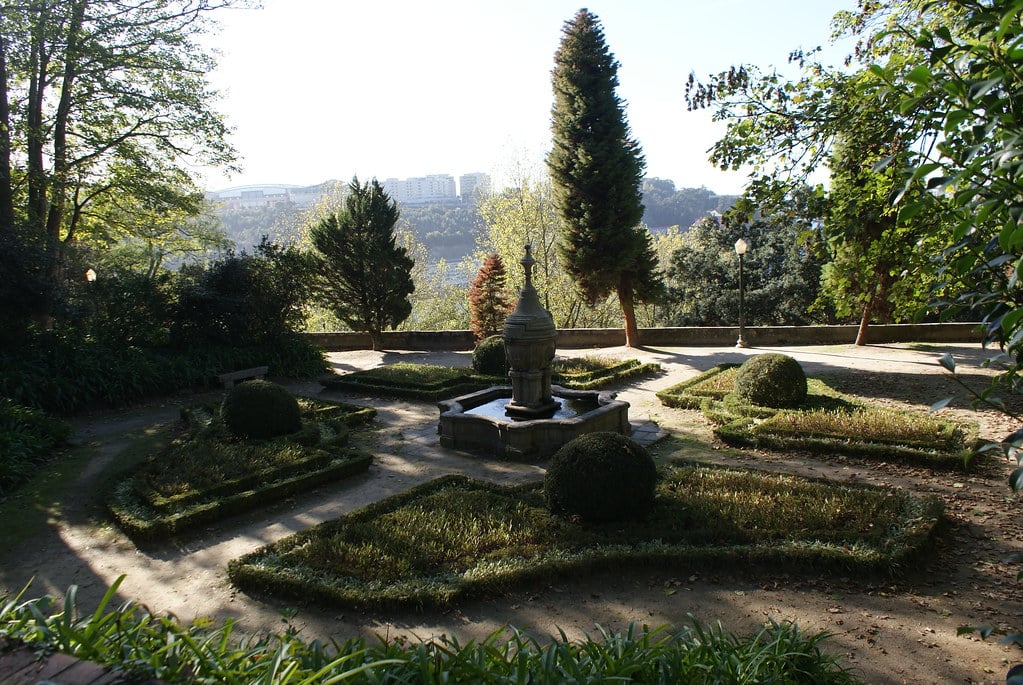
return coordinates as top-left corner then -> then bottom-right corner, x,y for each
208,179 -> 737,262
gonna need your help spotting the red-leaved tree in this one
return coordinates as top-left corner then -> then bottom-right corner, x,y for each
468,253 -> 514,343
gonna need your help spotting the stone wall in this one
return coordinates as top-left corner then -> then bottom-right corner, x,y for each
303,323 -> 983,351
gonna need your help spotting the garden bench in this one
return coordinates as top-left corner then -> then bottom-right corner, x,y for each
217,365 -> 269,389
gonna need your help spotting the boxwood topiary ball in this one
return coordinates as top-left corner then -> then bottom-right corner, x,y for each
733,353 -> 807,408
472,334 -> 508,376
221,379 -> 302,439
544,432 -> 657,523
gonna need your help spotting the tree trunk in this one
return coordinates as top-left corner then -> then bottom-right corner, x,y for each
370,329 -> 383,351
854,303 -> 871,346
0,22 -> 14,231
618,283 -> 639,348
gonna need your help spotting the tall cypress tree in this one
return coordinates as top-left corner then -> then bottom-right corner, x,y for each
308,177 -> 414,351
547,8 -> 663,347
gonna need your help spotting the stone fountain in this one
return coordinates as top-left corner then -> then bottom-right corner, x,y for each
437,245 -> 630,460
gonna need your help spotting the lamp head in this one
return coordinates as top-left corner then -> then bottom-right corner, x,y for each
734,238 -> 749,256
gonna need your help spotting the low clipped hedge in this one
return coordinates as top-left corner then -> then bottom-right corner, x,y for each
229,468 -> 943,610
658,367 -> 977,470
322,358 -> 660,401
656,364 -> 740,409
107,397 -> 375,542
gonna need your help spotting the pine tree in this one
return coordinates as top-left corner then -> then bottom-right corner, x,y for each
308,177 -> 415,351
547,8 -> 664,347
468,252 -> 514,343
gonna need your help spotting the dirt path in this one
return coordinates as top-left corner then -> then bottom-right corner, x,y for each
2,343 -> 1021,684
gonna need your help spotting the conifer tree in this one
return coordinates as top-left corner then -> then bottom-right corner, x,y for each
308,177 -> 414,351
468,252 -> 514,342
547,8 -> 663,347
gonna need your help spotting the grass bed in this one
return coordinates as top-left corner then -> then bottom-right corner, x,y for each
1,576 -> 859,684
321,357 -> 660,401
229,464 -> 942,610
659,366 -> 977,469
107,396 -> 376,542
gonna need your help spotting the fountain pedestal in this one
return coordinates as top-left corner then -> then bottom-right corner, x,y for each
503,246 -> 560,419
437,245 -> 631,460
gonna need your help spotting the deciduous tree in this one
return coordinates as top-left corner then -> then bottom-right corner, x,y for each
0,0 -> 241,323
547,8 -> 664,347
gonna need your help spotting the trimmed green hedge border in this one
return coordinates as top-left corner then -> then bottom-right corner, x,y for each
714,416 -> 978,470
107,397 -> 377,542
228,471 -> 943,610
659,366 -> 977,470
656,364 -> 740,409
322,359 -> 660,401
108,451 -> 372,542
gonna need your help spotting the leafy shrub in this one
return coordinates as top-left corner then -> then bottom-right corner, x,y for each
172,240 -> 311,347
81,269 -> 175,348
733,353 -> 807,408
0,577 -> 858,684
0,400 -> 71,496
472,335 -> 507,377
0,334 -> 326,416
544,432 -> 656,523
221,380 -> 301,439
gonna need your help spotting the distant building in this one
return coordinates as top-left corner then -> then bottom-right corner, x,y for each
206,183 -> 328,210
458,172 -> 491,203
381,174 -> 457,204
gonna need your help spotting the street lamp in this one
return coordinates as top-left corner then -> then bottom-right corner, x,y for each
734,237 -> 749,348
85,268 -> 97,283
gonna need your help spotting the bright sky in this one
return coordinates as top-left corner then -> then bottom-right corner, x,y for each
199,0 -> 856,195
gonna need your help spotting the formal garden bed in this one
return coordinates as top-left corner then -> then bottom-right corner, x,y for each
657,363 -> 978,470
321,356 -> 660,401
106,394 -> 376,542
228,465 -> 943,610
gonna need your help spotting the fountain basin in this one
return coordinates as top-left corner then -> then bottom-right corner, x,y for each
437,385 -> 630,461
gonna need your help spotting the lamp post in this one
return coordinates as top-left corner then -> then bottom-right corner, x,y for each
734,237 -> 749,348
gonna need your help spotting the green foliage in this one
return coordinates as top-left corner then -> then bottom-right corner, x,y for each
545,432 -> 657,523
220,380 -> 301,440
0,400 -> 71,497
0,577 -> 858,685
0,1 -> 240,326
734,354 -> 808,408
230,468 -> 941,609
665,194 -> 828,326
471,335 -> 508,377
548,9 -> 664,344
77,268 -> 176,348
687,27 -> 950,343
0,333 -> 326,416
308,177 -> 415,351
172,240 -> 311,348
868,0 -> 1023,395
468,253 -> 513,342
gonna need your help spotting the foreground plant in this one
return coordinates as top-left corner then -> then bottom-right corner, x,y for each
0,576 -> 859,684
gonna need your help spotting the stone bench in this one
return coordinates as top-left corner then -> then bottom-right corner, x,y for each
217,365 -> 268,389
